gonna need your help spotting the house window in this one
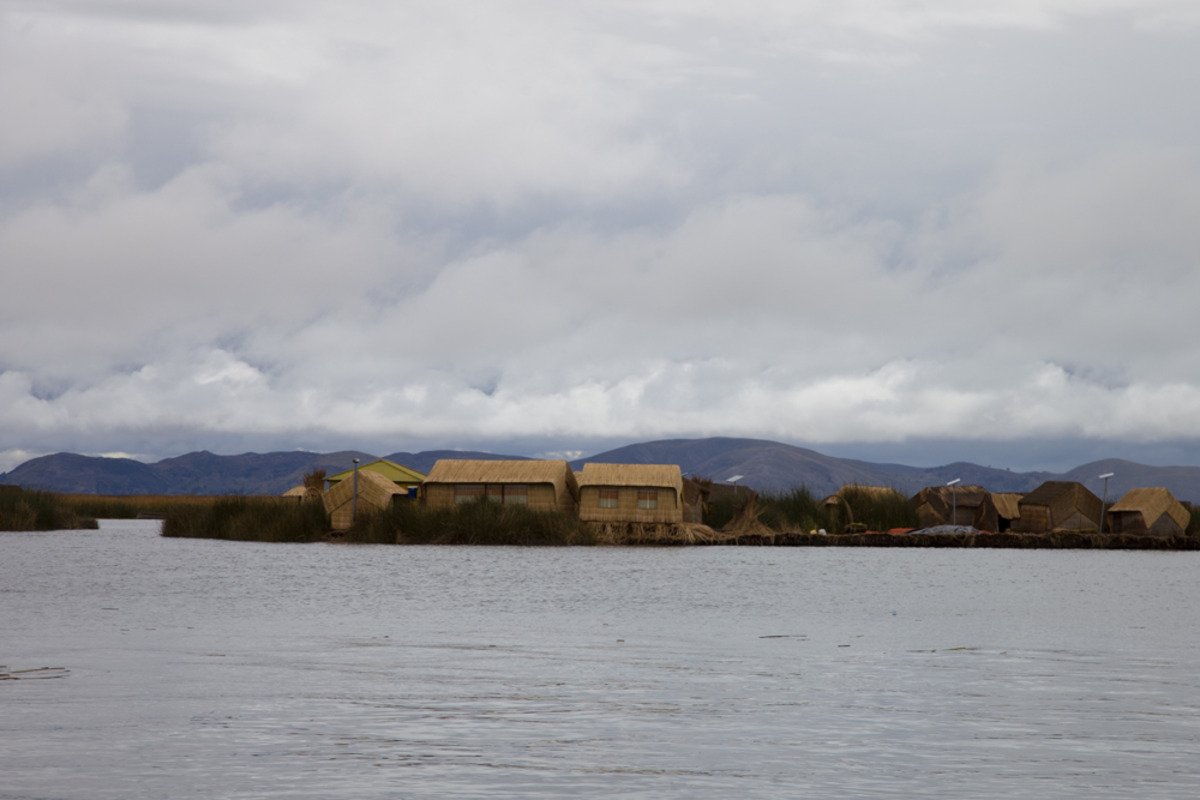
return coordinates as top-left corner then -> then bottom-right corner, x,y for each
599,488 -> 619,509
485,484 -> 504,503
637,489 -> 658,510
505,484 -> 529,505
454,484 -> 484,504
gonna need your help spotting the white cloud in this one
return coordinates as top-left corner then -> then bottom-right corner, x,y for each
1,1 -> 1199,466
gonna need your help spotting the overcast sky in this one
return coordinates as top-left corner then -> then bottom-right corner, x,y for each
3,0 -> 1200,472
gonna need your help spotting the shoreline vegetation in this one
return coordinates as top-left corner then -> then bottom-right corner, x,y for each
8,487 -> 1196,548
0,487 -> 98,531
151,487 -> 1199,549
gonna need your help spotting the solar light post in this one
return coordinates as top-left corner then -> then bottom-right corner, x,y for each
726,474 -> 744,503
946,478 -> 961,527
1098,472 -> 1114,534
725,475 -> 746,521
352,458 -> 360,524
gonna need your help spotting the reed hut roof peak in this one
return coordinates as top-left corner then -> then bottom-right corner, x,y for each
424,459 -> 579,498
990,492 -> 1023,520
327,458 -> 425,485
577,463 -> 683,492
1109,487 -> 1189,529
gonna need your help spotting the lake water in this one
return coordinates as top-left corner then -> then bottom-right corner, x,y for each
3,520 -> 1199,799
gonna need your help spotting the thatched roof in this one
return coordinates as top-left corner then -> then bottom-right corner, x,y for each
912,484 -> 991,507
281,485 -> 308,497
327,459 -> 425,485
991,492 -> 1023,520
324,470 -> 409,529
1021,481 -> 1091,506
424,459 -> 579,497
1109,487 -> 1190,529
577,463 -> 683,493
823,485 -> 905,506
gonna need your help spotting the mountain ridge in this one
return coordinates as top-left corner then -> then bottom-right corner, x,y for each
2,438 -> 1197,501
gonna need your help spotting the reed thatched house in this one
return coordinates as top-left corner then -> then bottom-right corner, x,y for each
326,459 -> 425,498
1012,481 -> 1102,533
324,469 -> 409,530
576,463 -> 685,524
990,492 -> 1023,532
1106,487 -> 1190,536
422,459 -> 578,514
281,485 -> 311,502
912,484 -> 999,530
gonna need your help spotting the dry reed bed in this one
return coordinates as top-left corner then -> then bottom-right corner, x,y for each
0,487 -> 97,531
59,493 -> 233,519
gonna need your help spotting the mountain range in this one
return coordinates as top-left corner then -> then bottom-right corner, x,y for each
2,437 -> 1198,502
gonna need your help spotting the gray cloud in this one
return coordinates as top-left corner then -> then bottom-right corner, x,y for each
2,1 -> 1199,470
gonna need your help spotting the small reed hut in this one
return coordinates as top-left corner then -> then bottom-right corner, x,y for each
1106,487 -> 1190,536
576,463 -> 685,524
326,459 -> 425,499
990,492 -> 1023,533
324,469 -> 409,530
422,459 -> 579,514
281,485 -> 310,501
1012,481 -> 1102,533
911,484 -> 999,531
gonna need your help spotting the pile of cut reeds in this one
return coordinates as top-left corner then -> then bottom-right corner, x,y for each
587,521 -> 726,546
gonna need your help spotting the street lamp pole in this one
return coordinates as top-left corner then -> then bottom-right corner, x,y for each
352,458 -> 361,524
946,478 -> 961,527
1098,472 -> 1114,534
726,474 -> 744,501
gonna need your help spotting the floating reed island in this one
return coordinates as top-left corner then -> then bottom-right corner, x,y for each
149,462 -> 1200,548
20,456 -> 1196,548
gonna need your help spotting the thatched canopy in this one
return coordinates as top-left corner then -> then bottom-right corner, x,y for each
991,492 -> 1023,521
1108,487 -> 1189,534
327,459 -> 425,486
577,463 -> 683,493
324,469 -> 408,530
424,459 -> 579,500
281,485 -> 308,498
823,485 -> 904,506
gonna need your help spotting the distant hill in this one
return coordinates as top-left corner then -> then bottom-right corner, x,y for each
0,452 -> 171,495
573,437 -> 1052,497
0,450 -> 378,496
3,438 -> 1199,501
0,448 -> 529,496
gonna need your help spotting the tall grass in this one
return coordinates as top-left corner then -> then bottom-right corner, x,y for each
161,497 -> 328,543
345,500 -> 594,545
837,486 -> 918,531
60,493 -> 223,519
0,486 -> 98,531
756,487 -> 828,532
750,486 -> 918,533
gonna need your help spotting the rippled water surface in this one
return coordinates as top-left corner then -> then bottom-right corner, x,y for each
3,521 -> 1200,798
